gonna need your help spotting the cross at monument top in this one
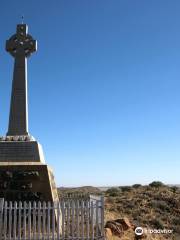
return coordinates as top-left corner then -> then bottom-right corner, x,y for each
6,24 -> 37,58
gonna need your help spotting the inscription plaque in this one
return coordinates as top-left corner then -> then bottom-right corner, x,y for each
0,141 -> 44,162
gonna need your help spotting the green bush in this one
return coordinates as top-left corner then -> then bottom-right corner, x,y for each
172,216 -> 180,225
132,184 -> 142,188
171,186 -> 179,193
150,200 -> 170,212
106,187 -> 119,197
173,226 -> 180,234
151,219 -> 164,229
120,186 -> 132,192
149,181 -> 164,188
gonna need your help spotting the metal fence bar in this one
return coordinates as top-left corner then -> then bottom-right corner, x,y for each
47,202 -> 51,240
86,199 -> 89,240
57,202 -> 60,240
61,200 -> 65,240
0,198 -> 4,240
38,201 -> 41,240
13,201 -> 17,240
71,200 -> 74,239
67,200 -> 70,239
27,202 -> 31,240
23,202 -> 27,240
101,196 -> 105,240
96,200 -> 99,239
18,201 -> 22,240
8,201 -> 12,240
81,200 -> 84,240
52,202 -> 55,240
90,201 -> 94,240
33,201 -> 36,240
76,199 -> 79,240
4,201 -> 7,240
42,202 -> 46,240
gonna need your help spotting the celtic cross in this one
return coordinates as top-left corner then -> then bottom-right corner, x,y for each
6,24 -> 37,57
6,24 -> 37,136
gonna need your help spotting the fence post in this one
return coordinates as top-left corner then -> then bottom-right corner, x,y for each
0,198 -> 4,240
101,196 -> 105,240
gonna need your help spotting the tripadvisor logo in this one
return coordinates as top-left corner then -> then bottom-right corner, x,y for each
135,227 -> 173,236
135,227 -> 143,236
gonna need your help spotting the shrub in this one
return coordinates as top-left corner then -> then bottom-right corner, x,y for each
120,186 -> 132,192
171,186 -> 179,193
106,187 -> 120,197
172,216 -> 180,225
149,181 -> 164,188
132,184 -> 142,189
151,219 -> 164,229
173,226 -> 180,234
150,200 -> 170,212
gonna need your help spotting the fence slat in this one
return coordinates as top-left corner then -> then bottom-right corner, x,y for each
13,201 -> 17,240
72,200 -> 74,239
47,202 -> 51,240
90,201 -> 94,240
86,199 -> 90,240
52,202 -> 55,240
61,200 -> 65,240
33,202 -> 37,240
28,202 -> 31,240
8,202 -> 12,240
0,199 -> 4,240
76,199 -> 79,240
4,202 -> 8,240
101,197 -> 105,239
38,201 -> 41,240
96,200 -> 99,239
42,202 -> 46,240
81,200 -> 84,240
18,201 -> 22,240
67,200 -> 70,239
57,202 -> 60,240
23,202 -> 26,240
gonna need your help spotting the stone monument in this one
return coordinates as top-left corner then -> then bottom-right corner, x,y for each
0,24 -> 59,202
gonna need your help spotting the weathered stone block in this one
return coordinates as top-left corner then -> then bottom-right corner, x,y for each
0,163 -> 58,202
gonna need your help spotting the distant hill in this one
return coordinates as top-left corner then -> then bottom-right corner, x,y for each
58,186 -> 101,196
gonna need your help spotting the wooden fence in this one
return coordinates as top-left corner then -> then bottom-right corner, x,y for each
0,196 -> 104,240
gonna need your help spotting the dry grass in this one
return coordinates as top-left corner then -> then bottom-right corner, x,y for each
58,182 -> 180,240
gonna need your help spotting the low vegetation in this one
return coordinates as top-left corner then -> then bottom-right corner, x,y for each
58,182 -> 180,240
105,182 -> 180,239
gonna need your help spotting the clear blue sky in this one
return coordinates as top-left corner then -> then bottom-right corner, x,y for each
0,0 -> 180,186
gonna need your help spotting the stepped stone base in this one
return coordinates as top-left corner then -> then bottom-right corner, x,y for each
0,163 -> 59,202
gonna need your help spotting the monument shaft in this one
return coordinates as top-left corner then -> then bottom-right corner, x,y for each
7,56 -> 28,136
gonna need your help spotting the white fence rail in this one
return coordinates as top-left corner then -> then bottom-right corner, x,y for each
0,197 -> 104,240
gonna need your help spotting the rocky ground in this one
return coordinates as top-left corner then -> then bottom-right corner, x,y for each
58,182 -> 180,240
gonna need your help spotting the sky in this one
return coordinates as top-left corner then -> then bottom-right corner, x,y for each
0,0 -> 180,187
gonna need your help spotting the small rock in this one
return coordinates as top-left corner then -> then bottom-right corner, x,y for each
104,228 -> 112,239
115,217 -> 132,230
105,221 -> 124,238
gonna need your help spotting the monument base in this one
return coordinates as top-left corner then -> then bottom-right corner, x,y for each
0,163 -> 59,202
0,138 -> 45,163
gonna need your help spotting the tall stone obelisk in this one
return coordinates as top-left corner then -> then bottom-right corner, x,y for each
0,24 -> 59,202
